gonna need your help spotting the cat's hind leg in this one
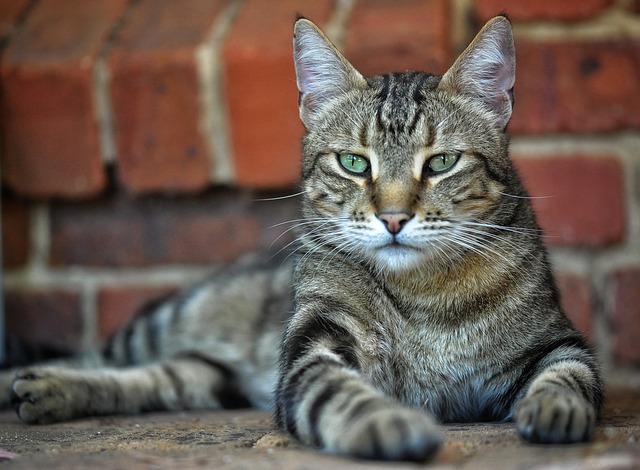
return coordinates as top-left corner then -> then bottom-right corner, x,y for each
11,354 -> 251,424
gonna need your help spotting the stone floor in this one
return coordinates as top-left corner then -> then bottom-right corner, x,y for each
0,382 -> 638,469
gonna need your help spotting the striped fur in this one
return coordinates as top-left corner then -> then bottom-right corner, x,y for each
276,16 -> 602,460
6,254 -> 292,423
3,16 -> 602,462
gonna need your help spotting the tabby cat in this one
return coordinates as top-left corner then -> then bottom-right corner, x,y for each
2,16 -> 603,462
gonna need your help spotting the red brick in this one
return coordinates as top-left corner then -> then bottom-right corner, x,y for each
49,191 -> 261,266
98,286 -> 177,340
222,0 -> 333,188
474,0 -> 613,22
0,0 -> 129,198
4,289 -> 83,353
511,40 -> 640,134
514,155 -> 624,246
109,0 -> 227,193
344,0 -> 450,76
2,198 -> 30,268
610,269 -> 640,364
555,273 -> 592,338
0,0 -> 30,41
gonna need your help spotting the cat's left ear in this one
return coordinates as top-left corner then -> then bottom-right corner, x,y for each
293,18 -> 367,128
438,16 -> 515,130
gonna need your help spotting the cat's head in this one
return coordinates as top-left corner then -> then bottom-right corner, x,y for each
293,16 -> 529,272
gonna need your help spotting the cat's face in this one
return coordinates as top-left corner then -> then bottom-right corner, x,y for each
294,17 -> 521,272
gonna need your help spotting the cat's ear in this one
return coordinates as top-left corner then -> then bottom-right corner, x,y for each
438,16 -> 515,130
293,18 -> 367,128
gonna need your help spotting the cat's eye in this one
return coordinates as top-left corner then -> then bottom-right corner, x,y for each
426,153 -> 459,174
338,153 -> 370,175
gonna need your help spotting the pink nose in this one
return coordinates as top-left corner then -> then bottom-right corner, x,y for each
377,212 -> 412,234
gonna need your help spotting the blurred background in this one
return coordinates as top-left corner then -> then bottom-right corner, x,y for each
1,0 -> 639,380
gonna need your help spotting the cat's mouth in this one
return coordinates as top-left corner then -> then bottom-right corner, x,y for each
378,240 -> 420,255
381,232 -> 420,250
385,239 -> 409,248
371,242 -> 426,271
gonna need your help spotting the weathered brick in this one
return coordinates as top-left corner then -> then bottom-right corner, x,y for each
514,155 -> 624,246
222,0 -> 333,188
49,191 -> 261,266
0,0 -> 30,41
511,40 -> 640,134
555,273 -> 592,338
610,269 -> 640,364
98,286 -> 177,340
474,0 -> 613,22
0,0 -> 128,198
344,0 -> 450,76
109,0 -> 227,193
2,198 -> 30,268
4,289 -> 83,353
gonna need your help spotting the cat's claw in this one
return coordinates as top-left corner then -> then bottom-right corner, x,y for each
515,390 -> 596,444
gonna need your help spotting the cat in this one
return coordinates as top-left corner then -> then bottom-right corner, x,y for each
2,16 -> 603,462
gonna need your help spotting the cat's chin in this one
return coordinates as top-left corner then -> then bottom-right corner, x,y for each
370,245 -> 432,272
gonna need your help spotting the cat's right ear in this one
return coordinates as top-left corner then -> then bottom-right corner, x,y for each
293,18 -> 367,128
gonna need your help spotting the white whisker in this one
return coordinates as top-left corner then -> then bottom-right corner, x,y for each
498,191 -> 554,200
267,218 -> 334,246
445,230 -> 518,269
464,220 -> 541,236
269,217 -> 346,262
253,190 -> 308,202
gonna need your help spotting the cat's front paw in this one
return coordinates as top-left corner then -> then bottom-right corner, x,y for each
515,390 -> 596,444
328,407 -> 441,461
11,367 -> 81,424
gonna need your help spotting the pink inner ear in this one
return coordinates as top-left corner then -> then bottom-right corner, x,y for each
487,60 -> 515,114
494,62 -> 515,96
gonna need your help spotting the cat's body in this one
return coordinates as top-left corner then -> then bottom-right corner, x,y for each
3,16 -> 603,461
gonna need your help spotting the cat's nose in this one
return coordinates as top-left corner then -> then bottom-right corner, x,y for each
377,212 -> 412,235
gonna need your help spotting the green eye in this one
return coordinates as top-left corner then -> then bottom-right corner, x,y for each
338,153 -> 370,174
427,153 -> 458,173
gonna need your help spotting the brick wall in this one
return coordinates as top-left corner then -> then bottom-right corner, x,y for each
1,0 -> 639,371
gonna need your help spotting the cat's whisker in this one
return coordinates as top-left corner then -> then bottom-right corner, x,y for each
456,225 -> 530,252
429,239 -> 458,267
266,217 -> 333,231
498,191 -> 554,200
442,232 -> 487,258
463,220 -> 541,236
318,241 -> 357,268
445,231 -> 518,269
282,221 -> 354,266
252,190 -> 308,202
268,218 -> 338,250
456,227 -> 537,268
271,219 -> 342,261
298,224 -> 368,269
